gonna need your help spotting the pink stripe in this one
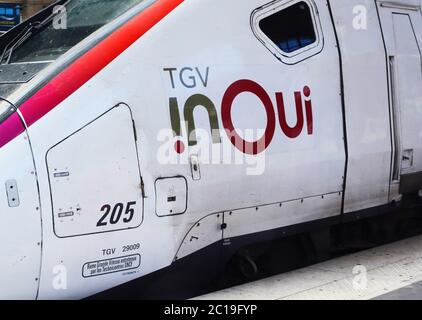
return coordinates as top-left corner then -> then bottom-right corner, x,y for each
0,113 -> 25,148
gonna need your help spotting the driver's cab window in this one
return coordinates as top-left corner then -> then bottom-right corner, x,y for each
251,0 -> 323,64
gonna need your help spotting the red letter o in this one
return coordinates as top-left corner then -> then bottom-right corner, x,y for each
221,80 -> 276,155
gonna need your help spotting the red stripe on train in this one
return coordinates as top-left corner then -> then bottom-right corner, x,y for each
0,113 -> 25,148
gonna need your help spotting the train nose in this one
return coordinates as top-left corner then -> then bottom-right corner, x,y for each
0,104 -> 42,299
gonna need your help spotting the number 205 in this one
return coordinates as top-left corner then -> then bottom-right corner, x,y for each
97,202 -> 137,227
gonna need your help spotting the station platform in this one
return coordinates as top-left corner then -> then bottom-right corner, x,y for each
195,235 -> 422,300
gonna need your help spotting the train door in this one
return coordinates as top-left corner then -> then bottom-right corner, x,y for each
46,103 -> 143,238
39,103 -> 144,298
377,2 -> 422,197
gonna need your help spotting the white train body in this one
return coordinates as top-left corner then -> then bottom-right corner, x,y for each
0,0 -> 421,299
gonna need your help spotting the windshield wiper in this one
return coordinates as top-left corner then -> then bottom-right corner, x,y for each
0,22 -> 41,65
0,22 -> 41,64
0,0 -> 70,65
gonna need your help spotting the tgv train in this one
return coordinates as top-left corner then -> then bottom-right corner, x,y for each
0,0 -> 421,299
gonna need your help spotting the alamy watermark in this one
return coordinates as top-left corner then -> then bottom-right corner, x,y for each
353,5 -> 368,30
352,264 -> 368,291
52,265 -> 67,290
52,5 -> 67,30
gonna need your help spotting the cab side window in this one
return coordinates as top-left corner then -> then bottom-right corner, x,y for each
252,0 -> 323,64
259,2 -> 316,53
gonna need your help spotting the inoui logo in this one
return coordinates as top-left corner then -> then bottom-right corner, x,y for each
165,68 -> 314,156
